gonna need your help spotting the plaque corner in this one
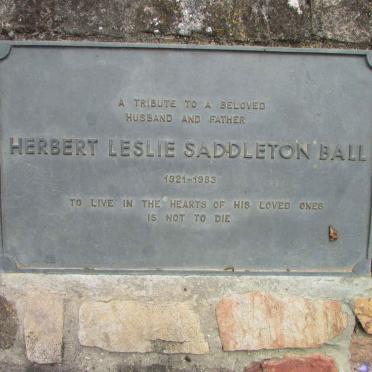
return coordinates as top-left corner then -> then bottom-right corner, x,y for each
0,44 -> 12,62
352,257 -> 371,276
366,53 -> 372,69
0,255 -> 18,272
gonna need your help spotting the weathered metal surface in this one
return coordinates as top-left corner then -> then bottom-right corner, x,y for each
0,42 -> 371,274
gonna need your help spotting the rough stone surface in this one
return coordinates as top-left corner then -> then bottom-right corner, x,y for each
0,274 -> 369,371
23,292 -> 64,364
117,367 -> 232,372
202,0 -> 311,43
216,292 -> 348,351
0,295 -> 17,349
0,0 -> 370,47
24,366 -> 74,372
79,301 -> 209,354
349,330 -> 372,371
312,0 -> 371,44
354,298 -> 372,334
245,355 -> 338,372
244,362 -> 262,372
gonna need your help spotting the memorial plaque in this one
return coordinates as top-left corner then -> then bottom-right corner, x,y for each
0,42 -> 371,274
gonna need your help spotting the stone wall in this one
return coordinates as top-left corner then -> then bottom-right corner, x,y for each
0,1 -> 371,371
0,275 -> 372,371
0,0 -> 371,48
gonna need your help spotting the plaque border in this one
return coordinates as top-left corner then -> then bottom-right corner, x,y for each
0,41 -> 370,275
